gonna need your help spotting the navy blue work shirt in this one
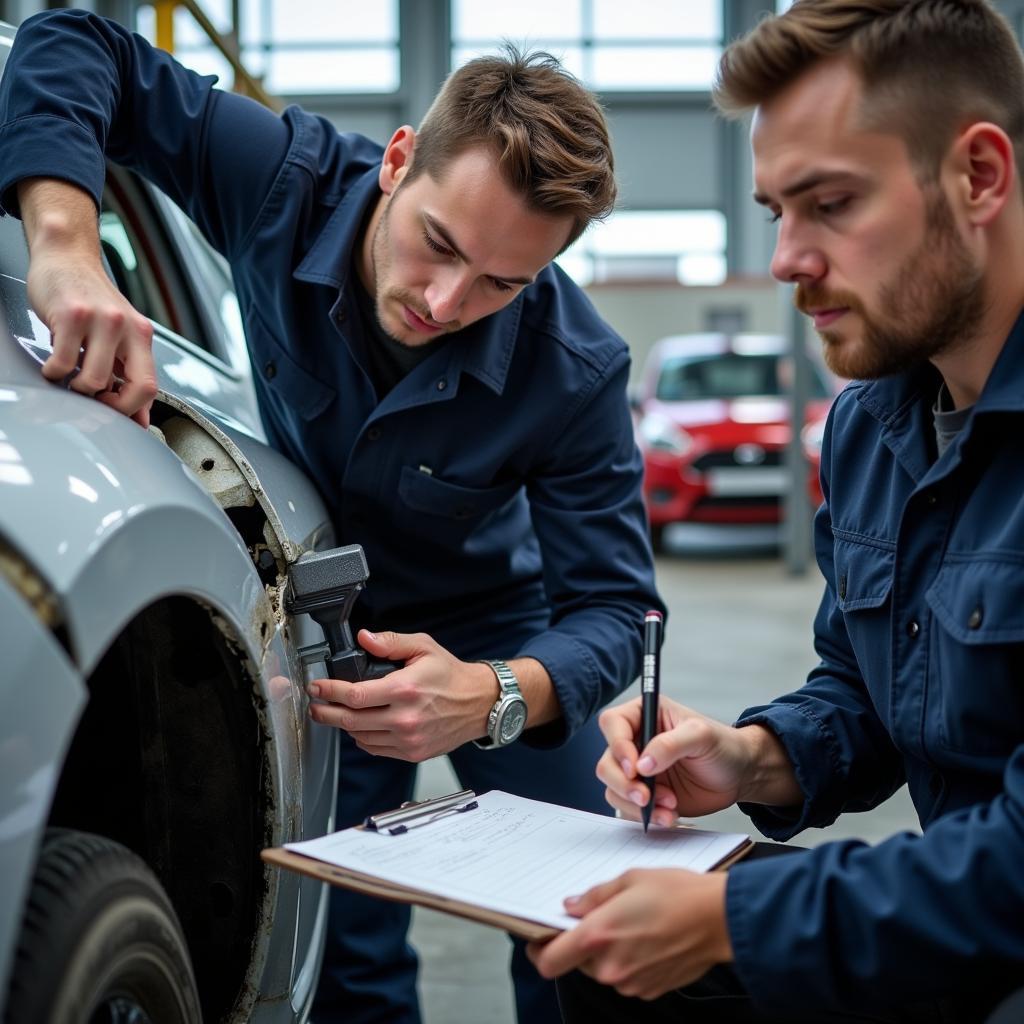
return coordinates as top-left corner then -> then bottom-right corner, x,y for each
725,316 -> 1024,1014
0,10 -> 663,740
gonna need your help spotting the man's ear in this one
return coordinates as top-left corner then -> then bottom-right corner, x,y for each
379,125 -> 416,196
947,122 -> 1015,227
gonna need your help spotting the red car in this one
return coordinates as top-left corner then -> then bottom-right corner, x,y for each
634,333 -> 834,549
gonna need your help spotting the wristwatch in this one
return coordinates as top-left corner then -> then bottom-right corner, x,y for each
473,659 -> 527,749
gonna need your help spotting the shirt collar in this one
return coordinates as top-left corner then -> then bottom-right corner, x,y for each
856,306 -> 1024,424
293,164 -> 381,290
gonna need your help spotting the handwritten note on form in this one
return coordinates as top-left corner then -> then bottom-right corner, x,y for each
285,790 -> 749,931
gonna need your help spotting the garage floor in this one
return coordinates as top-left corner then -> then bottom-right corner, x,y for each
409,530 -> 920,1024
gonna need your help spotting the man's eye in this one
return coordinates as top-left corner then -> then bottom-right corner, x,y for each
423,230 -> 452,256
818,196 -> 851,216
766,210 -> 781,224
490,278 -> 513,293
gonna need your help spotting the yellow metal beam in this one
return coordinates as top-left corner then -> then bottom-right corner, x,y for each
179,0 -> 280,111
154,0 -> 176,53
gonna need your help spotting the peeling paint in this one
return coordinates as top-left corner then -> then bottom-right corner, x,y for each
162,415 -> 256,511
155,393 -> 300,565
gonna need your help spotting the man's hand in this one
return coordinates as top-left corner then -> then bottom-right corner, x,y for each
306,629 -> 501,761
527,868 -> 731,999
19,179 -> 158,426
596,696 -> 801,828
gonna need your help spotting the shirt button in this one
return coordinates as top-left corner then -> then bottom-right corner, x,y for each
436,378 -> 448,391
926,492 -> 938,505
967,606 -> 983,629
263,361 -> 277,380
335,307 -> 347,323
838,574 -> 847,600
367,427 -> 381,441
906,620 -> 920,638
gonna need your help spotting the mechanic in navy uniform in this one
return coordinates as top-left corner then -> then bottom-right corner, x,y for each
0,11 -> 662,1023
527,2 -> 1024,1021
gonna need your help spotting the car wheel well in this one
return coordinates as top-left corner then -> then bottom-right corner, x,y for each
47,595 -> 271,1024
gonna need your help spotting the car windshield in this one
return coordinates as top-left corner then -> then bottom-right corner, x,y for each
655,353 -> 827,401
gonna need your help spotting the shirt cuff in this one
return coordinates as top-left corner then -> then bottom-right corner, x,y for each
734,702 -> 845,840
0,114 -> 107,218
515,630 -> 599,747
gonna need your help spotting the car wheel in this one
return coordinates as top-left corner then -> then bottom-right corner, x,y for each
4,828 -> 201,1024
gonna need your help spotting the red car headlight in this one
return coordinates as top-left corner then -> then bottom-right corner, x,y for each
639,412 -> 693,457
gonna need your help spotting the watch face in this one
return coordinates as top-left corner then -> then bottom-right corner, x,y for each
499,701 -> 527,743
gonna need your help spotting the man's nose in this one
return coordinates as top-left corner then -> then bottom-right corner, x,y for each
425,269 -> 472,323
769,220 -> 826,284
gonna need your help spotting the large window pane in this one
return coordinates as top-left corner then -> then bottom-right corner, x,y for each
558,210 -> 727,286
260,47 -> 399,94
267,0 -> 397,45
453,0 -> 722,91
591,46 -> 721,91
453,0 -> 583,41
593,0 -> 720,42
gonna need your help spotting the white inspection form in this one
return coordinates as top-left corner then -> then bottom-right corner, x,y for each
286,790 -> 749,931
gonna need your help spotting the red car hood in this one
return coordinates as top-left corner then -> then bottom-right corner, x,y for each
648,396 -> 832,447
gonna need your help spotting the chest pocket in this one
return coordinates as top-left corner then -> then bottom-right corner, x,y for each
245,314 -> 336,421
926,560 -> 1024,755
833,534 -> 895,701
396,466 -> 522,548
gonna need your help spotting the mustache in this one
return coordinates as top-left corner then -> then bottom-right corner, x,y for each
794,285 -> 862,317
389,289 -> 460,333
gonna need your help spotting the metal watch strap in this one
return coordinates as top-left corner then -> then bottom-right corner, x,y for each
483,658 -> 518,698
473,659 -> 525,749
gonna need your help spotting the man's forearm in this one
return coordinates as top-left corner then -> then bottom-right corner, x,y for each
18,178 -> 100,255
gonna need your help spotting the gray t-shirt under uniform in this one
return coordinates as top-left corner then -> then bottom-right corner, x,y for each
933,381 -> 973,459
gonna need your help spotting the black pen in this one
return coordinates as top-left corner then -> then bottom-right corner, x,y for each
640,609 -> 662,832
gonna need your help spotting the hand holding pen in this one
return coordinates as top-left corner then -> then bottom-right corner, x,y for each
640,609 -> 662,832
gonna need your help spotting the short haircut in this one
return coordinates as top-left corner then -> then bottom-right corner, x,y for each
410,46 -> 617,251
713,0 -> 1024,183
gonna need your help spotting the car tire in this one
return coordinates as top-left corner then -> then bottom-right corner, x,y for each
4,828 -> 201,1024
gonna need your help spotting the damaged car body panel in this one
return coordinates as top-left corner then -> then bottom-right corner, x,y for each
0,20 -> 338,1018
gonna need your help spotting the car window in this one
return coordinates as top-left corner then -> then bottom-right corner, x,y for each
157,198 -> 251,377
656,353 -> 828,402
100,171 -> 212,352
98,206 -> 177,329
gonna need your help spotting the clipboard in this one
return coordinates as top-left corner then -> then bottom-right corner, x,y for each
262,789 -> 753,941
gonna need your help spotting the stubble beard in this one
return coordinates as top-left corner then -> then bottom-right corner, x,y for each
369,198 -> 459,347
799,192 -> 986,380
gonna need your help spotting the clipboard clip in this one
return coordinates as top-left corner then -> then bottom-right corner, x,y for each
364,789 -> 479,836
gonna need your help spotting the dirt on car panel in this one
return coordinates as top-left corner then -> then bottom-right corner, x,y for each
0,536 -> 61,629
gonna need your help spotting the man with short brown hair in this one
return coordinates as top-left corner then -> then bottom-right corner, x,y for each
529,2 -> 1024,1021
0,12 -> 661,1023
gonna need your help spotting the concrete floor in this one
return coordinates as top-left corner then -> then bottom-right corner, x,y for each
408,526 -> 920,1024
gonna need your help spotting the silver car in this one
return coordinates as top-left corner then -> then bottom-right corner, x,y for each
0,19 -> 336,1024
